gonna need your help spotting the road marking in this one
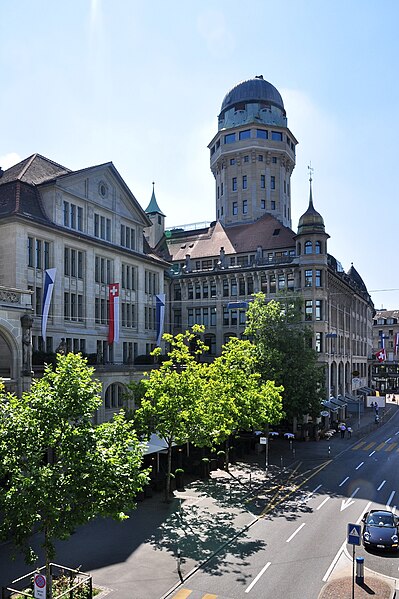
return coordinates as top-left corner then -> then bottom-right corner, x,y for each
317,497 -> 330,510
395,431 -> 399,436
377,480 -> 386,491
245,562 -> 271,593
353,441 -> 365,450
312,484 -> 322,493
386,491 -> 396,508
355,462 -> 364,470
376,442 -> 386,451
339,477 -> 349,487
302,484 -> 322,503
286,523 -> 306,543
385,443 -> 396,452
341,487 -> 360,511
323,500 -> 372,583
364,442 -> 376,451
203,595 -> 218,599
385,437 -> 392,443
171,590 -> 192,599
369,450 -> 376,456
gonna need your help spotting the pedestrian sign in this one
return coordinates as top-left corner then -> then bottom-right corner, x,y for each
347,523 -> 361,546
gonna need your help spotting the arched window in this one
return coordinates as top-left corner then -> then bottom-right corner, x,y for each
315,241 -> 321,254
304,241 -> 312,254
105,383 -> 125,409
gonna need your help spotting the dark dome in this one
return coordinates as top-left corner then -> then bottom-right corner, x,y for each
220,76 -> 285,116
347,264 -> 368,294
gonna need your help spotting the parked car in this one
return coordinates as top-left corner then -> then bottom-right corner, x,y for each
362,510 -> 399,551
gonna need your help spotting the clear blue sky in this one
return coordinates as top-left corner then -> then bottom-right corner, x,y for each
1,0 -> 398,309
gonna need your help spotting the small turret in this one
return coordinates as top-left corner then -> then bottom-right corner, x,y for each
144,182 -> 165,248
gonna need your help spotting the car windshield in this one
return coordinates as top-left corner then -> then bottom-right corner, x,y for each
367,513 -> 395,527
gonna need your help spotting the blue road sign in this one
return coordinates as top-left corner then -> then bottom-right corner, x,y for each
347,523 -> 361,546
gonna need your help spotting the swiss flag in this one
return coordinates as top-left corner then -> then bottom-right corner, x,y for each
108,283 -> 120,345
375,348 -> 386,363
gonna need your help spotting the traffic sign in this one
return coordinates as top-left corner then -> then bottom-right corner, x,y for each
347,523 -> 361,546
34,573 -> 46,599
259,437 -> 267,445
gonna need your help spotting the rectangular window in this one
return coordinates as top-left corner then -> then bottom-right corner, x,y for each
210,307 -> 216,326
94,214 -> 99,237
188,308 -> 194,327
261,199 -> 266,209
44,242 -> 50,270
232,201 -> 238,215
221,182 -> 224,195
239,129 -> 251,140
77,206 -> 83,231
203,282 -> 209,298
271,200 -> 276,210
305,270 -> 313,287
271,176 -> 276,190
63,201 -> 70,227
305,300 -> 313,321
28,237 -> 34,267
278,274 -> 285,290
174,284 -> 182,301
224,133 -> 235,144
242,175 -> 247,189
230,158 -> 235,165
315,270 -> 321,287
272,157 -> 277,164
223,279 -> 229,297
315,300 -> 322,321
232,177 -> 237,191
270,274 -> 276,293
70,204 -> 76,229
35,239 -> 42,269
260,174 -> 265,189
231,279 -> 237,296
243,155 -> 249,163
223,307 -> 229,326
256,129 -> 268,139
258,154 -> 263,161
315,332 -> 322,353
210,282 -> 216,298
272,131 -> 283,141
242,199 -> 248,214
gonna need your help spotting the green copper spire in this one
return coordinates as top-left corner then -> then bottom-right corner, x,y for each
145,182 -> 165,216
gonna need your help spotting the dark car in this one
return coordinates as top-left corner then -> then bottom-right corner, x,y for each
362,510 -> 399,551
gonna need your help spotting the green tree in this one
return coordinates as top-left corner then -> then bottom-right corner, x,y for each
192,337 -> 284,468
245,293 -> 325,427
133,326 -> 207,501
0,353 -> 149,584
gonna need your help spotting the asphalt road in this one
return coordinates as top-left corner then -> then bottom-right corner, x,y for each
168,411 -> 399,598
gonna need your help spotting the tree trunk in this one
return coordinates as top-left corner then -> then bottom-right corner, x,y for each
45,525 -> 52,599
165,442 -> 172,502
225,438 -> 230,471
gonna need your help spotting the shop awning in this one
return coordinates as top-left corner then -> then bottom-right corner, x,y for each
330,396 -> 347,407
322,400 -> 339,412
142,433 -> 175,455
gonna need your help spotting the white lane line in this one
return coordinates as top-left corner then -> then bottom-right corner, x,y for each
385,437 -> 392,443
355,462 -> 364,470
369,450 -> 375,456
339,477 -> 349,487
286,523 -> 306,543
245,562 -> 271,593
323,501 -> 371,583
395,431 -> 399,436
386,491 -> 396,508
317,497 -> 330,510
377,480 -> 386,491
393,506 -> 397,515
312,484 -> 322,493
302,484 -> 322,503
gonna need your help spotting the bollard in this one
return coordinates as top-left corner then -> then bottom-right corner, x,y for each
355,556 -> 364,585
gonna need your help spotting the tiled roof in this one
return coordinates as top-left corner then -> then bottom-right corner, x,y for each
0,181 -> 49,222
0,154 -> 70,186
167,214 -> 295,261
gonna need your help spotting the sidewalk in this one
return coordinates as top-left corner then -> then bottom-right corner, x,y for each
1,402 -> 398,599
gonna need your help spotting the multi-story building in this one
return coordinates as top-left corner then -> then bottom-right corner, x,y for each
148,76 -> 375,404
0,154 -> 169,420
372,309 -> 399,393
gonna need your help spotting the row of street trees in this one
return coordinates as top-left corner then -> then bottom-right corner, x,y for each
0,293 -> 325,590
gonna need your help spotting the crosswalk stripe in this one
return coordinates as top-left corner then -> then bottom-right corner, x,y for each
363,442 -> 376,450
376,442 -> 386,451
385,443 -> 396,452
353,441 -> 365,450
203,595 -> 218,598
171,590 -> 192,599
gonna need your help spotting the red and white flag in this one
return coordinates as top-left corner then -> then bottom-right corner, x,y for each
108,283 -> 120,344
375,348 -> 386,363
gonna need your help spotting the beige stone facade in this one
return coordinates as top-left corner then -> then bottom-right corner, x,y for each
0,156 -> 169,420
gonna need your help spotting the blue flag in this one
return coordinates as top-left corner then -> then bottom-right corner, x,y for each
41,268 -> 56,339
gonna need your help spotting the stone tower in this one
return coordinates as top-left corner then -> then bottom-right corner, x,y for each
208,75 -> 297,228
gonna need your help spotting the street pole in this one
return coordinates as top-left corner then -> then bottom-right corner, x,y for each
352,544 -> 355,599
265,438 -> 269,474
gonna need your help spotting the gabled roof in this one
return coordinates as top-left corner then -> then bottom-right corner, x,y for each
167,214 -> 295,261
0,154 -> 70,186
